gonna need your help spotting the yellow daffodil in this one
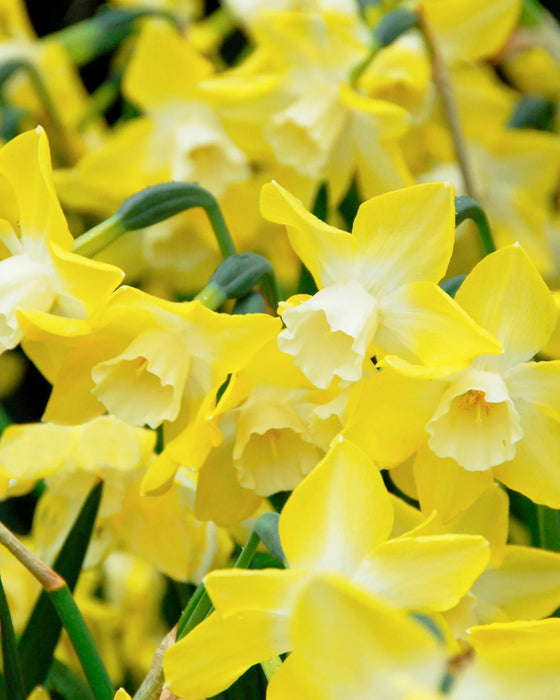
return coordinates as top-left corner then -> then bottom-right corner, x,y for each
202,10 -> 413,203
0,416 -> 233,581
345,244 -> 560,520
163,437 -> 489,698
267,574 -> 447,699
0,128 -> 123,356
18,285 -> 280,428
56,21 -> 249,212
261,180 -> 501,389
192,338 -> 346,525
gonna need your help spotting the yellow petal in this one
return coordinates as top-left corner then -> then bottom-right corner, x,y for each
279,438 -> 393,574
351,183 -> 454,294
0,127 -> 71,248
205,569 -> 309,615
494,401 -> 560,507
378,282 -> 502,370
422,0 -> 521,63
288,574 -> 446,698
506,360 -> 560,422
260,181 -> 358,289
472,544 -> 560,622
414,444 -> 493,523
343,368 -> 444,466
456,245 -> 556,372
49,244 -> 124,317
354,534 -> 490,611
163,610 -> 291,699
454,619 -> 560,700
123,23 -> 213,109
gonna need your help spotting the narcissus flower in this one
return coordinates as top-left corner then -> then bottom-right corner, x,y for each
163,438 -> 489,698
0,128 -> 123,355
202,10 -> 413,203
0,416 -> 233,581
261,180 -> 501,389
345,244 -> 560,519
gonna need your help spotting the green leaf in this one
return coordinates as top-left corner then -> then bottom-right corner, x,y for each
0,574 -> 25,700
18,481 -> 103,695
45,658 -> 94,700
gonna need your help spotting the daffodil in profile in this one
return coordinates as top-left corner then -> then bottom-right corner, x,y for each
0,128 -> 123,356
261,180 -> 501,389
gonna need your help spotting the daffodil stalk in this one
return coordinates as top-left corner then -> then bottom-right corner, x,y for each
48,8 -> 180,67
195,252 -> 280,311
0,59 -> 72,165
417,7 -> 479,201
455,195 -> 496,256
73,182 -> 237,258
0,520 -> 114,700
351,8 -> 418,84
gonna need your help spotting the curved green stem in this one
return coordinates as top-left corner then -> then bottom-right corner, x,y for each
455,195 -> 495,256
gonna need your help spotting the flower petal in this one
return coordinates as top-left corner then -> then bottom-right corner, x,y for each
279,438 -> 393,574
354,534 -> 490,611
260,181 -> 358,288
494,400 -> 560,507
163,610 -> 291,700
456,245 -> 556,372
378,282 -> 502,369
414,443 -> 493,523
351,182 -> 454,294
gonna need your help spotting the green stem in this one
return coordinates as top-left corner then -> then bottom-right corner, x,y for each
0,519 -> 113,700
73,182 -> 237,260
48,587 -> 113,700
72,214 -> 123,257
0,60 -> 73,165
176,529 -> 261,641
77,70 -> 123,131
536,505 -> 560,551
206,200 -> 236,258
454,195 -> 495,256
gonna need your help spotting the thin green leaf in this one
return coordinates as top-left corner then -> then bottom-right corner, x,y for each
0,574 -> 25,700
18,481 -> 103,695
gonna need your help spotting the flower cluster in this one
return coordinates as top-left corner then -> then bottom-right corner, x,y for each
1,1 -> 560,699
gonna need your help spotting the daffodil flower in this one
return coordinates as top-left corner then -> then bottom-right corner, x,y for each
345,244 -> 560,520
0,416 -> 234,582
201,10 -> 413,203
19,285 -> 280,429
163,438 -> 489,698
0,128 -> 123,356
190,338 -> 347,526
261,180 -> 501,389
